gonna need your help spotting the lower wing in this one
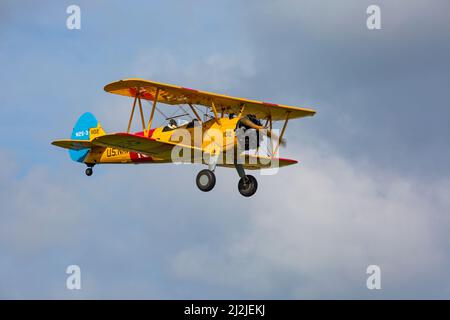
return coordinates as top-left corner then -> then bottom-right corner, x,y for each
53,134 -> 298,169
92,133 -> 174,155
218,154 -> 298,170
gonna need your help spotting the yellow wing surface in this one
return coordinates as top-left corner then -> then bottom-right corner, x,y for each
93,133 -> 297,169
92,133 -> 175,155
104,78 -> 316,121
216,154 -> 297,170
52,134 -> 297,169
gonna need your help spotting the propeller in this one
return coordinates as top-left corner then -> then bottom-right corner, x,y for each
240,117 -> 287,147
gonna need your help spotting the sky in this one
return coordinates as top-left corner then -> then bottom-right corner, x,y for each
1,0 -> 450,299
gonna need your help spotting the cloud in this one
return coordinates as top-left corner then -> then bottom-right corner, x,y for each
234,0 -> 450,181
1,119 -> 450,299
1,0 -> 450,300
170,142 -> 450,298
249,0 -> 450,37
132,49 -> 256,92
96,48 -> 256,132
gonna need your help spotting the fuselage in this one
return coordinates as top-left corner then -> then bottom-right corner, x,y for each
83,116 -> 241,165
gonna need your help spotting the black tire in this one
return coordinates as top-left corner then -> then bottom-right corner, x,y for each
85,167 -> 93,176
238,175 -> 258,197
196,169 -> 216,192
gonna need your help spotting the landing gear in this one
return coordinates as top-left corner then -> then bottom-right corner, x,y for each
85,167 -> 93,176
235,163 -> 258,197
85,164 -> 94,176
195,162 -> 259,197
238,175 -> 258,197
196,169 -> 216,192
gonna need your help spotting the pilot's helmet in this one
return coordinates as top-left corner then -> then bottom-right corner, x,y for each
168,119 -> 177,128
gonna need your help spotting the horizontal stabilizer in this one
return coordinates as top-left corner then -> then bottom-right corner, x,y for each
51,139 -> 93,150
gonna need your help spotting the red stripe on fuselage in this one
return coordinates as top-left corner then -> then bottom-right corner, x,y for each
129,152 -> 154,163
134,129 -> 156,138
128,129 -> 156,163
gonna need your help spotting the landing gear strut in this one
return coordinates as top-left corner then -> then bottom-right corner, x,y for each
195,159 -> 259,197
196,153 -> 219,192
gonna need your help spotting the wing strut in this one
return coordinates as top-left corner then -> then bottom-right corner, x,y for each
126,93 -> 147,133
188,104 -> 203,123
210,100 -> 221,125
127,95 -> 138,133
269,116 -> 273,155
146,88 -> 160,136
137,96 -> 146,131
238,104 -> 246,117
273,113 -> 290,157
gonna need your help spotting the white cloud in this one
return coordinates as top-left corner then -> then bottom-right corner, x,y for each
0,163 -> 87,256
95,48 -> 256,133
2,0 -> 450,299
1,136 -> 450,298
170,142 -> 450,298
132,49 -> 256,92
252,0 -> 450,37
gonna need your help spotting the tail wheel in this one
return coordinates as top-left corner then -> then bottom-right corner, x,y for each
238,175 -> 258,197
85,167 -> 93,176
196,169 -> 216,192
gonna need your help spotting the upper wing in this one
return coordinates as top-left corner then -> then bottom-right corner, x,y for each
104,78 -> 316,121
51,139 -> 93,150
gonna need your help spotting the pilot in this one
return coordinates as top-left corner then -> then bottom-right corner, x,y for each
167,119 -> 177,129
186,118 -> 200,128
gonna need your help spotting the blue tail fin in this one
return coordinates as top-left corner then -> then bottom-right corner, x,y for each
69,112 -> 99,162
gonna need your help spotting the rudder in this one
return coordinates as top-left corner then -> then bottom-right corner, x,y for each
69,112 -> 105,162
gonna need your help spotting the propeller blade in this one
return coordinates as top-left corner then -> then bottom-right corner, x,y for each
240,118 -> 287,147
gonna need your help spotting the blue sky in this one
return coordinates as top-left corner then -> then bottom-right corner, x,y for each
1,0 -> 450,299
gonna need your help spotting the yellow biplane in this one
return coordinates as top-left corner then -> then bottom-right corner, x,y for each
52,79 -> 315,197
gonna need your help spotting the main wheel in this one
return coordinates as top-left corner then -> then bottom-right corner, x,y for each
196,169 -> 216,192
238,175 -> 258,197
85,167 -> 93,176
